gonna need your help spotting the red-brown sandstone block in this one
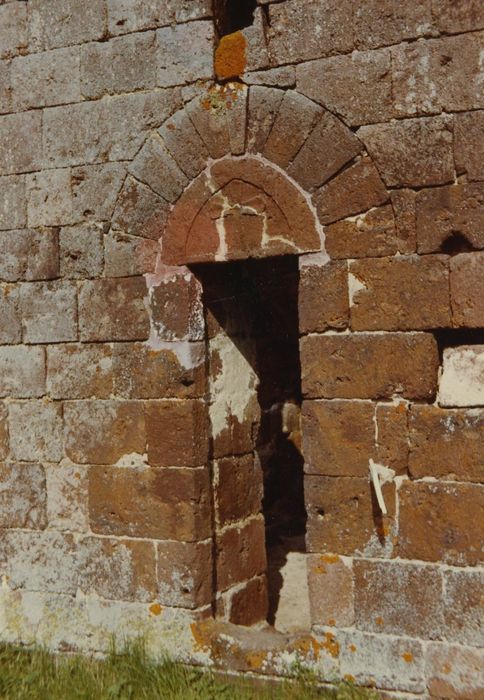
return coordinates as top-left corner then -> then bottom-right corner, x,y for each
308,553 -> 354,627
217,517 -> 267,591
454,110 -> 484,181
157,540 -> 212,609
215,454 -> 263,527
354,560 -> 443,639
433,0 -> 484,33
228,575 -> 268,626
444,569 -> 483,646
305,476 -> 396,556
314,157 -> 389,224
375,403 -> 408,475
20,281 -> 78,343
399,481 -> 484,565
64,400 -> 145,465
146,399 -> 208,467
8,400 -> 63,463
111,176 -> 170,241
0,463 -> 46,529
349,255 -> 451,331
149,274 -> 204,342
89,466 -> 211,541
416,183 -> 484,253
0,403 -> 7,460
391,189 -> 417,254
325,205 -> 398,259
0,229 -> 59,282
298,262 -> 349,333
79,277 -> 150,342
450,252 -> 484,327
47,344 -> 113,400
359,116 -> 454,187
354,0 -> 433,50
409,406 -> 483,482
301,333 -> 439,400
426,643 -> 484,700
0,286 -> 21,344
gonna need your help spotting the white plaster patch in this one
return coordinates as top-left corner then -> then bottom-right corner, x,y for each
438,346 -> 484,407
348,271 -> 367,306
273,551 -> 311,634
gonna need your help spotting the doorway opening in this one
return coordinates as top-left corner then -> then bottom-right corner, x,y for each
191,256 -> 309,631
213,0 -> 258,38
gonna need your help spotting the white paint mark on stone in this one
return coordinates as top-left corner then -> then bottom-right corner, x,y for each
438,346 -> 484,407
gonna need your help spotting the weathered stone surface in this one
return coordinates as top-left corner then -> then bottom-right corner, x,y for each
0,345 -> 45,398
297,49 -> 393,126
375,403 -> 409,474
112,176 -> 170,240
444,569 -> 484,646
8,400 -> 63,462
246,85 -> 284,153
308,554 -> 354,627
71,163 -> 126,223
314,157 -> 388,224
349,255 -> 450,331
185,93 -> 231,160
439,346 -> 484,408
287,110 -> 361,191
228,575 -> 268,627
399,481 -> 484,565
0,111 -> 42,175
0,229 -> 59,281
64,400 -> 145,465
426,643 -> 484,699
214,454 -> 263,526
216,517 -> 267,591
243,66 -> 295,88
29,0 -> 106,51
0,1 -> 27,59
432,0 -> 484,33
0,59 -> 11,114
454,110 -> 484,181
89,466 -> 211,541
0,403 -> 7,460
0,175 -> 26,231
158,107 -> 209,180
156,21 -> 214,86
12,47 -> 81,110
27,169 -> 73,228
107,0 -> 175,35
158,540 -> 212,609
450,252 -> 484,327
149,273 -> 204,341
60,225 -> 104,279
391,188 -> 417,254
325,205 -> 398,259
408,406 -> 483,482
47,344 -> 113,400
416,183 -> 484,253
146,400 -> 208,467
129,135 -> 188,204
79,277 -> 149,342
354,0 -> 433,50
301,333 -> 439,400
45,462 -> 89,532
299,262 -> 349,333
267,0 -> 353,64
104,232 -> 158,277
354,560 -> 443,639
20,281 -> 78,343
0,463 -> 46,529
359,116 -> 454,187
306,476 -> 396,556
0,285 -> 21,343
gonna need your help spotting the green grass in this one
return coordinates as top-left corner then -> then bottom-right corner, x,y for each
0,641 -> 378,700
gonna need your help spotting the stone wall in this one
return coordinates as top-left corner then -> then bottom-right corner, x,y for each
0,1 -> 483,697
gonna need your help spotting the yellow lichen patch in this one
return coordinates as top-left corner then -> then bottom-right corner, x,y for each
215,31 -> 247,80
328,618 -> 336,626
321,553 -> 340,564
375,616 -> 384,626
190,621 -> 213,653
148,603 -> 162,616
321,632 -> 340,659
344,674 -> 356,683
200,83 -> 243,114
245,650 -> 267,670
442,662 -> 452,674
349,644 -> 357,653
402,651 -> 414,663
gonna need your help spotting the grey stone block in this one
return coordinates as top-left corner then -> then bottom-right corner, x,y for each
157,21 -> 214,87
0,345 -> 46,398
0,175 -> 26,230
27,169 -> 73,227
20,280 -> 78,343
29,0 -> 106,51
0,111 -> 42,174
60,224 -> 104,279
0,1 -> 27,59
0,228 -> 59,281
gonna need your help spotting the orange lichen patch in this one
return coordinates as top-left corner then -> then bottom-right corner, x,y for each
321,632 -> 340,659
190,621 -> 213,653
349,644 -> 357,653
149,603 -> 163,616
328,618 -> 336,626
201,83 -> 244,113
402,652 -> 414,663
321,553 -> 341,564
215,31 -> 247,80
245,650 -> 267,670
442,663 -> 452,674
292,636 -> 324,661
344,674 -> 355,683
375,616 -> 384,626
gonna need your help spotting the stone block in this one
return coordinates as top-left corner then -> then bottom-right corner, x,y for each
359,116 -> 454,187
354,560 -> 443,639
454,111 -> 484,181
27,169 -> 73,228
111,176 -> 170,240
89,465 -> 212,541
426,643 -> 484,699
158,107 -> 210,180
112,342 -> 206,400
45,462 -> 89,532
0,175 -> 26,231
267,0 -> 353,64
0,59 -> 11,114
156,21 -> 214,87
297,49 -> 393,126
301,333 -> 439,400
314,157 -> 388,224
243,66 -> 296,88
299,262 -> 349,333
104,232 -> 158,278
64,400 -> 145,465
47,344 -> 113,400
307,554 -> 354,627
325,205 -> 398,259
0,229 -> 59,281
71,163 -> 126,222
148,273 -> 204,342
0,345 -> 45,398
444,569 -> 484,646
354,0 -> 433,50
29,0 -> 106,51
81,32 -> 158,99
228,575 -> 268,627
0,111 -> 42,175
11,47 -> 81,110
158,540 -> 212,609
60,224 -> 104,279
145,399 -> 208,467
9,400 -> 63,462
129,135 -> 188,204
246,85 -> 284,154
432,0 -> 484,33
375,403 -> 409,474
305,476 -> 396,556
450,252 -> 484,327
185,93 -> 231,160
398,481 -> 484,565
416,182 -> 484,254
78,277 -> 149,342
0,285 -> 21,343
439,346 -> 484,408
216,516 -> 267,591
349,255 -> 451,331
107,0 -> 173,35
0,402 -> 7,459
0,1 -> 27,58
0,462 -> 46,529
408,406 -> 483,482
391,188 -> 417,254
20,281 -> 78,343
214,454 -> 263,527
